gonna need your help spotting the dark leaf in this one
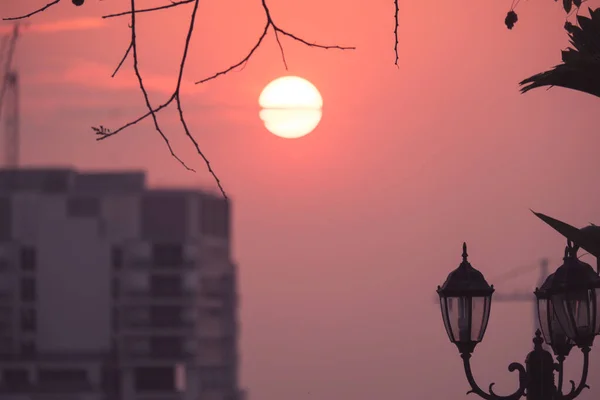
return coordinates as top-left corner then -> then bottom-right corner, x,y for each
564,0 -> 573,13
561,49 -> 579,62
531,211 -> 600,258
564,21 -> 576,33
577,15 -> 593,31
505,10 -> 518,30
574,0 -> 582,8
520,7 -> 600,98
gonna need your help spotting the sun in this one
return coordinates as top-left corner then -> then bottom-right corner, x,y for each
258,76 -> 323,139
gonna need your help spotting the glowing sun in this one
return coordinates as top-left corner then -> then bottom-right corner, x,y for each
258,76 -> 323,139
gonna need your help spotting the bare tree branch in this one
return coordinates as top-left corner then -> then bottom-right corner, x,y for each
97,0 -> 228,197
173,0 -> 228,198
197,0 -> 355,84
102,0 -> 194,19
128,0 -> 196,174
3,0 -> 61,21
1,0 -> 379,199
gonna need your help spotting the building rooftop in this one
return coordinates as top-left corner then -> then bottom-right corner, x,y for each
0,167 -> 226,200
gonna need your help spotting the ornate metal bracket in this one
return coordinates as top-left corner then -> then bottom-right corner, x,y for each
459,331 -> 590,400
556,347 -> 590,400
461,353 -> 527,400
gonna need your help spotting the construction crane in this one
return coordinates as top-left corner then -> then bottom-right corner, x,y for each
434,258 -> 550,337
0,23 -> 20,168
492,258 -> 549,335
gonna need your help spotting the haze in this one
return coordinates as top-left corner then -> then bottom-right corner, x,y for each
2,1 -> 600,400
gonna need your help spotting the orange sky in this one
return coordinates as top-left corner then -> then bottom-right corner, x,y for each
3,1 -> 600,400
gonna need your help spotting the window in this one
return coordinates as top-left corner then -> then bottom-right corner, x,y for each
3,369 -> 29,390
206,308 -> 222,318
66,196 -> 100,218
111,278 -> 119,299
150,306 -> 183,327
110,338 -> 118,357
201,277 -> 222,299
20,278 -> 36,302
150,336 -> 183,358
198,338 -> 235,363
150,275 -> 183,297
200,198 -> 230,238
20,308 -> 36,332
141,194 -> 187,242
199,367 -> 232,390
152,243 -> 183,267
101,365 -> 121,393
20,340 -> 36,357
112,308 -> 119,331
111,247 -> 123,269
0,196 -> 11,242
38,368 -> 88,385
19,247 -> 35,271
134,366 -> 176,392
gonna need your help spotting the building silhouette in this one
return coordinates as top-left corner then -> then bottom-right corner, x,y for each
0,168 -> 242,400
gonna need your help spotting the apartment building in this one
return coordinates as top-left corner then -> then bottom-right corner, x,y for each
0,168 -> 242,400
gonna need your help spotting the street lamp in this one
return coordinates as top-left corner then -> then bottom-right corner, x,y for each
437,241 -> 600,400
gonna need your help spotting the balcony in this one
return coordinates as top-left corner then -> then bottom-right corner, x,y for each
128,259 -> 197,270
125,243 -> 201,271
119,275 -> 198,305
120,314 -> 196,334
0,367 -> 96,395
119,290 -> 196,306
119,337 -> 196,361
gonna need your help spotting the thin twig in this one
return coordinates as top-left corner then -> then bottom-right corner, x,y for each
95,95 -> 175,139
3,0 -> 61,21
177,95 -> 227,197
394,0 -> 399,67
103,0 -> 194,19
196,0 -> 355,84
196,22 -> 270,84
273,30 -> 289,70
112,41 -> 132,77
173,0 -> 227,197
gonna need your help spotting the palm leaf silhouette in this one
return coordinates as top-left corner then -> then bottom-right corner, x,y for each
520,8 -> 600,97
531,210 -> 600,259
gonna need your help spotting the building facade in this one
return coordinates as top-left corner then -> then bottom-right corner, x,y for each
0,168 -> 242,400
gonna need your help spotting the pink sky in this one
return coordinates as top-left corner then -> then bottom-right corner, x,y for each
3,1 -> 600,400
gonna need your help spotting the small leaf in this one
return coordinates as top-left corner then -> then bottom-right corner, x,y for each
563,0 -> 573,13
505,10 -> 518,29
573,0 -> 582,7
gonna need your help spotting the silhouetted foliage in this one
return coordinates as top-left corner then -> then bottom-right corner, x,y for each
520,8 -> 600,98
504,0 -> 587,30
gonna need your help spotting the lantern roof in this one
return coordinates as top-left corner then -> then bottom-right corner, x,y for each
437,243 -> 495,298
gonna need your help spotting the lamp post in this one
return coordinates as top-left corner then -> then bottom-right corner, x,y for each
437,241 -> 600,400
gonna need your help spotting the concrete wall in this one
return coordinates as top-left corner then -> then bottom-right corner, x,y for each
12,194 -> 111,353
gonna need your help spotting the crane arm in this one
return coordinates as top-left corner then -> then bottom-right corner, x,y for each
0,23 -> 19,123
